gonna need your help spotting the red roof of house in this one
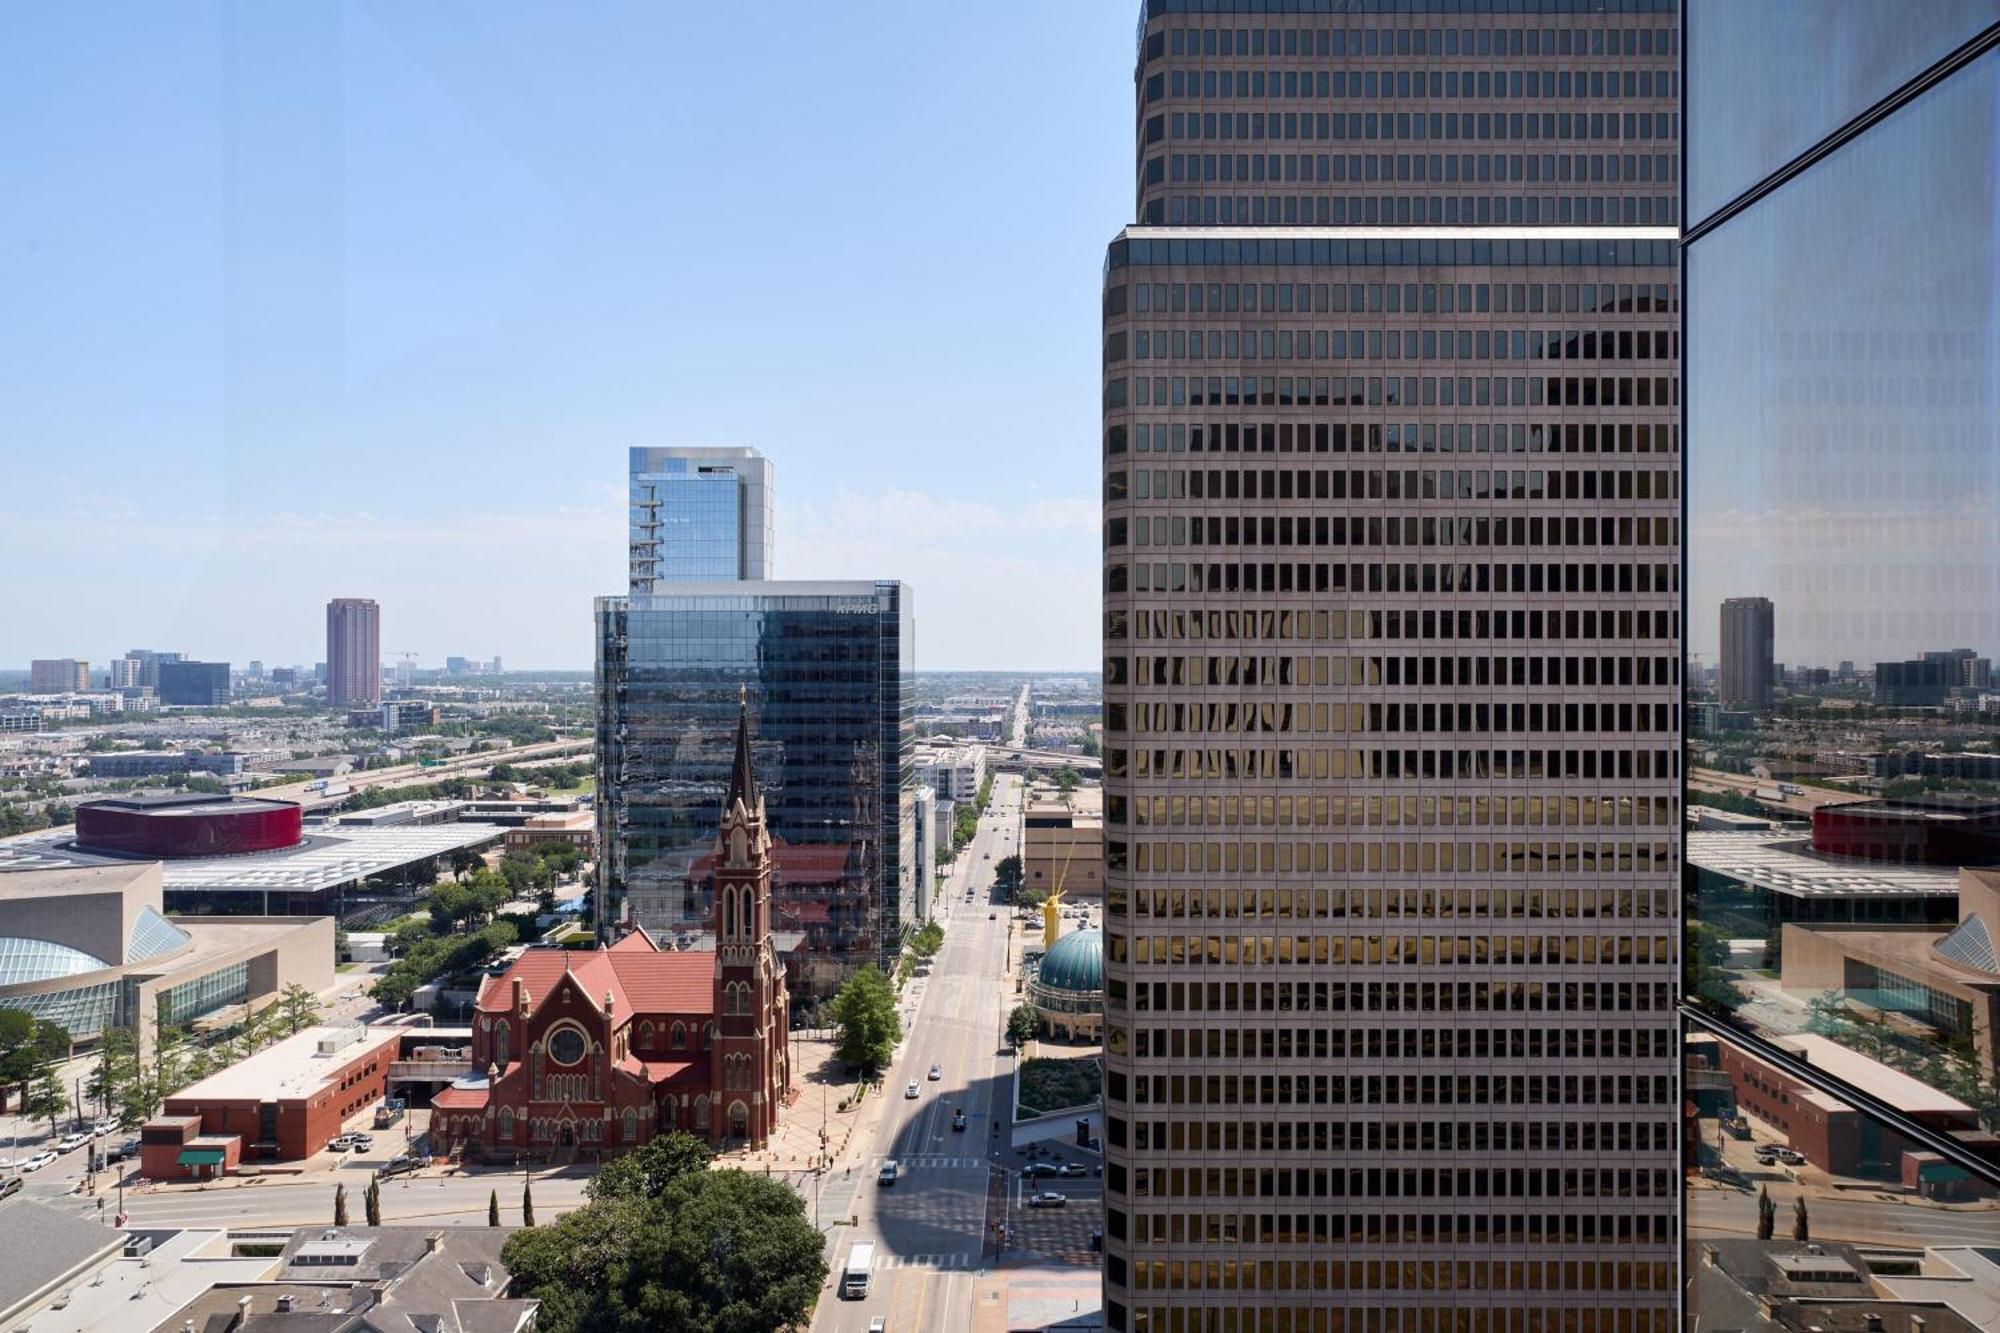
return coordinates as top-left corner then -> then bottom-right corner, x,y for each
432,1085 -> 490,1110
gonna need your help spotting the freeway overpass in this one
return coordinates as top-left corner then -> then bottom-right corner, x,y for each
985,745 -> 1101,777
259,737 -> 593,811
1687,767 -> 1864,818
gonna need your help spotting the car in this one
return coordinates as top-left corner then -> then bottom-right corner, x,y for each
927,1064 -> 942,1081
905,1081 -> 920,1099
377,1155 -> 430,1179
989,912 -> 996,920
1021,1162 -> 1057,1178
0,1177 -> 20,1201
1056,1163 -> 1089,1177
878,1161 -> 899,1186
1027,1191 -> 1068,1208
55,1133 -> 90,1154
92,1120 -> 116,1137
952,1110 -> 968,1132
348,1134 -> 374,1152
868,1319 -> 887,1333
20,1151 -> 57,1172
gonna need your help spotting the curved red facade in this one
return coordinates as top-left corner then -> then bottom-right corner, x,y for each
75,798 -> 303,858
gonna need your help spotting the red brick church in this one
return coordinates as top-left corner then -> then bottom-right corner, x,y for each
430,704 -> 790,1158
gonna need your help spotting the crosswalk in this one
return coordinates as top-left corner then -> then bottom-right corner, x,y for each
873,1252 -> 983,1271
873,1154 -> 988,1170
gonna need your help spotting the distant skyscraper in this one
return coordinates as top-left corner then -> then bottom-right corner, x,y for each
628,447 -> 774,590
1719,597 -> 1776,711
124,650 -> 182,690
156,660 -> 230,706
105,658 -> 142,690
326,598 -> 381,708
1101,4 -> 1680,1331
28,659 -> 90,693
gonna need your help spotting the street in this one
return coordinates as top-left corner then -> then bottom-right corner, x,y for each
813,772 -> 1092,1333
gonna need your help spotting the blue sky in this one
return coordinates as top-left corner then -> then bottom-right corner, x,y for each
0,2 -> 1131,671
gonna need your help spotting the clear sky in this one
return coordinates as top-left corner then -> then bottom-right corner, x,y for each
0,3 -> 1133,672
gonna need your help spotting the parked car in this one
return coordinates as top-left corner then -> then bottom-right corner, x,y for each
377,1155 -> 430,1179
348,1133 -> 374,1152
877,1161 -> 898,1187
20,1151 -> 57,1172
904,1081 -> 920,1100
55,1133 -> 90,1154
91,1120 -> 117,1137
1056,1163 -> 1089,1178
0,1177 -> 21,1201
1021,1163 -> 1057,1178
1027,1191 -> 1067,1208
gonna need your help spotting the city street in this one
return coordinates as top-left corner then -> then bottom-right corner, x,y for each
813,772 -> 1085,1333
1689,1181 -> 2000,1248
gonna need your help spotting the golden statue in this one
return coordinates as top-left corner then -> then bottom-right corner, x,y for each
1043,882 -> 1065,950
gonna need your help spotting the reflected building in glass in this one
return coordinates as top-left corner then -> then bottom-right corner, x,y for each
628,446 -> 775,588
1684,0 -> 2000,1315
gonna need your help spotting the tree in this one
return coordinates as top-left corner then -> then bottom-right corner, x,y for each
503,1170 -> 827,1333
24,1067 -> 67,1136
1755,1186 -> 1774,1240
994,854 -> 1023,891
1792,1195 -> 1810,1241
587,1131 -> 715,1203
1056,765 -> 1081,797
489,1189 -> 501,1227
522,1178 -> 536,1227
910,920 -> 945,960
1007,1004 -> 1039,1048
278,983 -> 322,1034
0,1010 -> 69,1106
831,967 -> 900,1073
365,1177 -> 382,1226
334,1183 -> 350,1227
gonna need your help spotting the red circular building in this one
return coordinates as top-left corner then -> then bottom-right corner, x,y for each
74,794 -> 303,859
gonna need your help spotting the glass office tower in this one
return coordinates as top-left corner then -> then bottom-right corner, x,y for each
1683,4 -> 2000,1320
595,582 -> 915,998
628,446 -> 775,589
1101,4 -> 1680,1330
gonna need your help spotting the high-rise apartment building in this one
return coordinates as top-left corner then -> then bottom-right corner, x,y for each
1101,5 -> 1680,1331
28,659 -> 90,693
105,657 -> 142,690
326,598 -> 381,709
124,649 -> 181,690
1716,595 -> 1773,712
628,447 -> 774,590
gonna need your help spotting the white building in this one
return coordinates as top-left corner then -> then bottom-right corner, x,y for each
917,743 -> 986,802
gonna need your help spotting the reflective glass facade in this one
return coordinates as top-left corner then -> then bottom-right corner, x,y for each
158,958 -> 250,1026
595,583 -> 914,994
1685,5 -> 2000,1320
628,447 -> 775,589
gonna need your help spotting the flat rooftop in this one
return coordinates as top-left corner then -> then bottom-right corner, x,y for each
0,819 -> 502,896
1687,831 -> 1962,900
1775,1033 -> 1977,1116
164,1024 -> 403,1103
80,792 -> 295,816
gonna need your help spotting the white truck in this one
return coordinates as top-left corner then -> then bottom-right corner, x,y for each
841,1241 -> 876,1299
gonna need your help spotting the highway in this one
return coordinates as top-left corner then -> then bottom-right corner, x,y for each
1687,767 -> 1860,817
255,737 -> 592,810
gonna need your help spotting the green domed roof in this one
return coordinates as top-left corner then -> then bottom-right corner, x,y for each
1038,926 -> 1102,994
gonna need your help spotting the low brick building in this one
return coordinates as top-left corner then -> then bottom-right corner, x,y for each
150,1024 -> 402,1167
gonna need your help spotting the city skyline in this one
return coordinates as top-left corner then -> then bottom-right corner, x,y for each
0,4 -> 1129,672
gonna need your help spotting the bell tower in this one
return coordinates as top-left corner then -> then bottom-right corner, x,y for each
710,690 -> 788,1145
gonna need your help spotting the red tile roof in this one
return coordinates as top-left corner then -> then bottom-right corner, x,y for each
476,942 -> 715,1022
432,1086 -> 489,1110
618,1056 -> 699,1084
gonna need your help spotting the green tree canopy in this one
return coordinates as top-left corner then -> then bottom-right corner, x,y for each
587,1130 -> 714,1203
503,1171 -> 826,1333
831,967 -> 900,1073
1007,1003 -> 1038,1047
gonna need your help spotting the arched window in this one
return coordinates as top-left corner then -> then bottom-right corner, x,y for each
622,1106 -> 638,1142
497,1107 -> 514,1139
662,1095 -> 677,1127
702,1022 -> 717,1051
494,1020 -> 510,1067
723,886 -> 735,938
728,1101 -> 749,1139
639,1020 -> 654,1050
671,1022 -> 687,1050
695,1095 -> 710,1131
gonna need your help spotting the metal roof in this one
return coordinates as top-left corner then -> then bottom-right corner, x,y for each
1686,831 -> 1961,900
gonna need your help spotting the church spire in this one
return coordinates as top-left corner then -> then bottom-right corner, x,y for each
726,685 -> 759,815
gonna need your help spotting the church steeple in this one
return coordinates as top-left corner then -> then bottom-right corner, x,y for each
726,686 -> 759,818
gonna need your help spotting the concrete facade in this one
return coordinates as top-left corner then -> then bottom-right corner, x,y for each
1718,596 -> 1774,712
326,597 -> 381,709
